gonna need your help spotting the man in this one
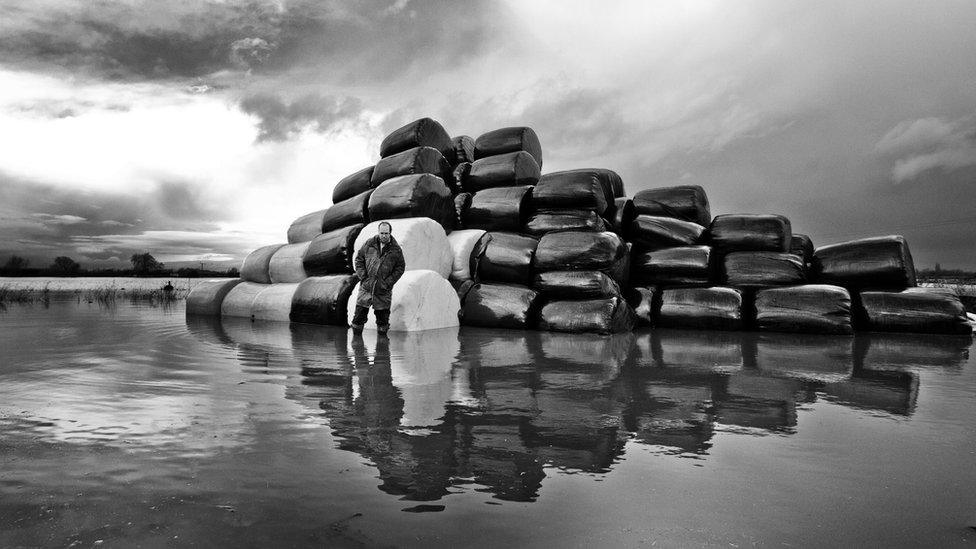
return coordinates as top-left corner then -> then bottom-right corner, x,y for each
352,221 -> 405,333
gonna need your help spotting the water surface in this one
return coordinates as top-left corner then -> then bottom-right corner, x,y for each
1,300 -> 975,547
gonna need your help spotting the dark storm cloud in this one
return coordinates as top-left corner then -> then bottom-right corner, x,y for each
0,0 -> 507,83
239,92 -> 365,142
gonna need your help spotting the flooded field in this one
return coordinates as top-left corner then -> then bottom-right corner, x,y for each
1,300 -> 975,547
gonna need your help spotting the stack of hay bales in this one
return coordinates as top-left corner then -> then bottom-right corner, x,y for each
189,115 -> 970,336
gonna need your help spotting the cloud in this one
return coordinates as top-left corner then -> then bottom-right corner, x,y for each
239,92 -> 366,142
875,115 -> 976,183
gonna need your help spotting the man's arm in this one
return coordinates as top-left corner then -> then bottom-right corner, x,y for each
389,249 -> 405,284
354,245 -> 367,281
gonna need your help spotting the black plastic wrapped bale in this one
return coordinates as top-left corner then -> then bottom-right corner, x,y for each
633,185 -> 711,227
454,192 -> 472,229
474,127 -> 543,168
321,189 -> 371,233
707,214 -> 792,253
812,235 -> 917,290
367,173 -> 455,229
465,151 -> 541,192
332,165 -> 374,204
241,244 -> 285,284
287,209 -> 327,244
532,170 -> 611,215
534,231 -> 628,279
632,245 -> 713,287
464,185 -> 533,232
453,162 -> 471,191
754,284 -> 853,335
626,286 -> 656,326
538,296 -> 636,334
290,275 -> 358,325
370,146 -> 454,189
533,271 -> 622,299
478,231 -> 539,285
656,287 -> 744,330
186,279 -> 244,316
607,197 -> 634,238
461,282 -> 539,329
857,287 -> 971,335
449,135 -> 475,166
379,117 -> 452,159
722,252 -> 806,288
523,209 -> 608,237
303,224 -> 364,275
790,234 -> 815,266
452,278 -> 476,305
630,215 -> 705,250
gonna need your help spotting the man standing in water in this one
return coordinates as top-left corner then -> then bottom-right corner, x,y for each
352,221 -> 405,334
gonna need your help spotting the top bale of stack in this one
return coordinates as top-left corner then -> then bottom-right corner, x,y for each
474,127 -> 543,168
380,117 -> 452,159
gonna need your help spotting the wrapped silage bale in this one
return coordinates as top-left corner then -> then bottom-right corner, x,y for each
446,229 -> 491,282
538,296 -> 636,334
354,217 -> 454,278
464,185 -> 533,232
524,209 -> 608,237
534,230 -> 629,281
453,192 -> 472,229
630,215 -> 705,250
464,151 -> 541,193
474,127 -> 543,168
532,170 -> 611,215
379,117 -> 452,159
453,278 -> 476,305
370,146 -> 454,189
367,173 -> 455,230
478,231 -> 539,285
626,286 -> 656,326
186,279 -> 244,316
303,224 -> 363,275
321,189 -> 371,233
347,270 -> 460,331
251,283 -> 301,322
290,275 -> 358,325
220,281 -> 267,318
241,244 -> 285,284
287,209 -> 327,244
452,162 -> 471,192
268,242 -> 311,284
332,165 -> 375,204
754,284 -> 853,335
811,235 -> 917,290
707,214 -> 792,253
656,287 -> 744,330
533,271 -> 622,299
607,197 -> 635,238
857,287 -> 971,335
633,185 -> 711,227
461,282 -> 539,329
449,135 -> 475,166
632,245 -> 713,287
790,234 -> 815,266
722,252 -> 805,288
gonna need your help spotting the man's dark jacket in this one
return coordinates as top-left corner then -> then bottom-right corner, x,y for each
354,234 -> 405,310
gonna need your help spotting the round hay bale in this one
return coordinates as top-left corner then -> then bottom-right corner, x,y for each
465,151 -> 540,193
379,117 -> 452,159
722,252 -> 805,288
538,296 -> 636,334
461,282 -> 539,329
446,229 -> 491,282
347,270 -> 460,331
533,270 -> 622,299
534,231 -> 627,275
291,275 -> 358,325
186,279 -> 244,316
241,244 -> 285,284
332,165 -> 374,204
303,224 -> 364,275
478,231 -> 539,285
532,170 -> 611,215
371,146 -> 454,189
321,189 -> 371,234
354,217 -> 453,279
524,209 -> 608,237
287,209 -> 327,244
221,282 -> 268,318
632,245 -> 714,287
367,173 -> 455,230
251,283 -> 300,322
474,126 -> 543,168
633,185 -> 711,227
707,214 -> 792,253
812,235 -> 916,290
464,185 -> 533,232
656,287 -> 744,331
269,242 -> 311,284
755,284 -> 853,335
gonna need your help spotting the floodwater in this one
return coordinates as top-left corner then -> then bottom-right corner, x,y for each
1,301 -> 975,548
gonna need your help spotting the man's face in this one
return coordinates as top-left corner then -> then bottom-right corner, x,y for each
379,225 -> 391,244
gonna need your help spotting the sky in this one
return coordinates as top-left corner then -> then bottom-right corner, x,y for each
1,0 -> 975,270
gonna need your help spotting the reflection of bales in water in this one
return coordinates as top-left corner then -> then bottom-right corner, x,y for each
184,315 -> 963,502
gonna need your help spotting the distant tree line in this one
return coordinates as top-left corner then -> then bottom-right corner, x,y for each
0,253 -> 239,278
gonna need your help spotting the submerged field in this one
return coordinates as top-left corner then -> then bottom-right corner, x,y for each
0,277 -> 212,304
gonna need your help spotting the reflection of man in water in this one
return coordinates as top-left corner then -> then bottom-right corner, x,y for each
352,221 -> 405,334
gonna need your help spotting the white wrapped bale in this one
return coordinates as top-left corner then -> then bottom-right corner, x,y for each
251,283 -> 300,322
241,244 -> 285,284
346,270 -> 460,331
268,242 -> 311,284
221,282 -> 267,318
186,279 -> 243,316
287,209 -> 327,244
446,229 -> 490,282
354,217 -> 453,279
